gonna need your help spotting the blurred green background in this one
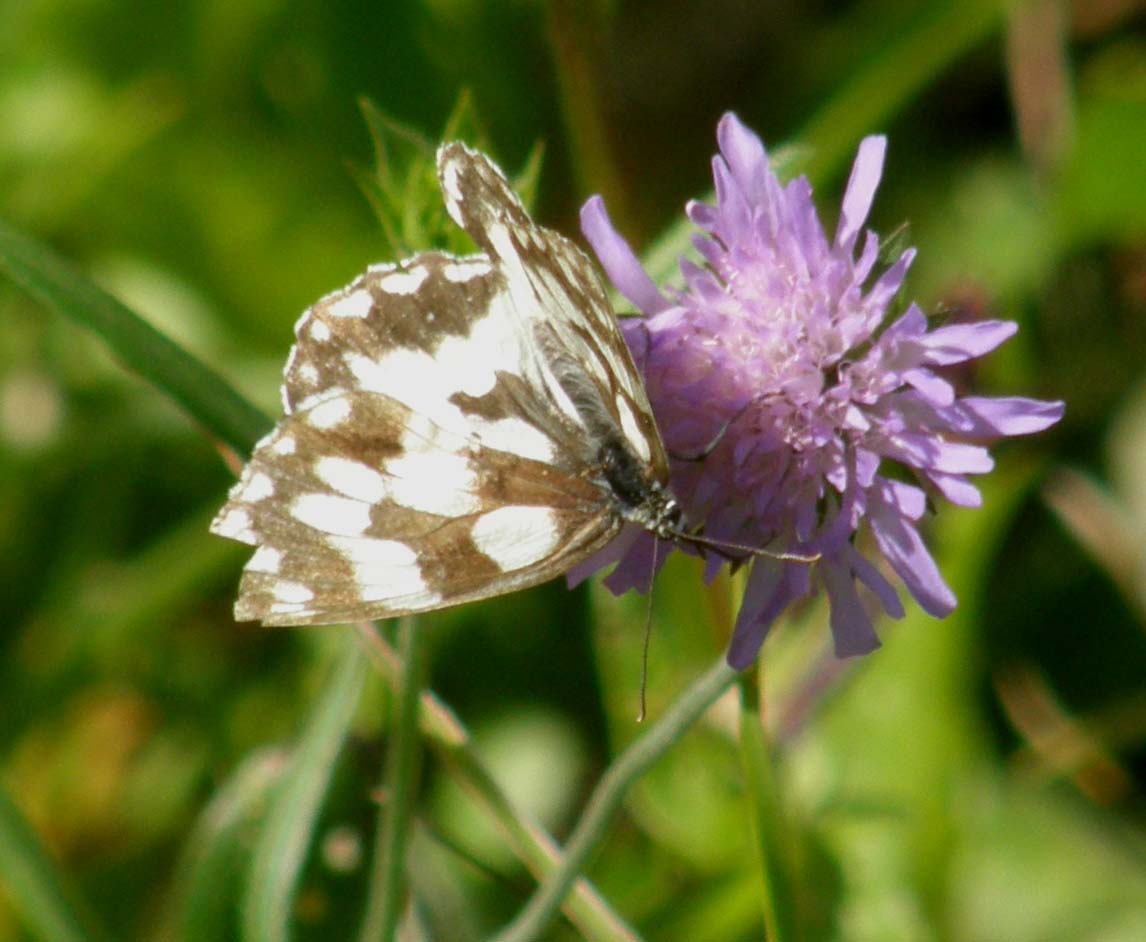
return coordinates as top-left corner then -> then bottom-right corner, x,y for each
1,0 -> 1145,939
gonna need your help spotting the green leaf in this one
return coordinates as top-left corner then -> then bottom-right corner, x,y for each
0,217 -> 270,457
242,638 -> 367,942
0,783 -> 108,942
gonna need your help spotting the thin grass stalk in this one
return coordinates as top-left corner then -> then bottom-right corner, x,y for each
360,618 -> 427,941
738,666 -> 799,940
354,626 -> 641,942
491,656 -> 738,942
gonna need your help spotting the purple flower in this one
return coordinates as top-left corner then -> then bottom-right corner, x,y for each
575,113 -> 1064,668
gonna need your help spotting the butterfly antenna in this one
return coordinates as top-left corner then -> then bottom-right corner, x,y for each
668,394 -> 765,462
637,537 -> 660,723
675,529 -> 821,565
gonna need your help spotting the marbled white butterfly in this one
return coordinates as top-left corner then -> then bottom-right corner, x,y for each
210,142 -> 685,625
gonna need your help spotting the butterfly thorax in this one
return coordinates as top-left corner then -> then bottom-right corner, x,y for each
597,435 -> 681,539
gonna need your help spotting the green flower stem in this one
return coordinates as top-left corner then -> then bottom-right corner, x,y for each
360,618 -> 427,942
738,666 -> 799,941
354,626 -> 641,942
491,656 -> 739,942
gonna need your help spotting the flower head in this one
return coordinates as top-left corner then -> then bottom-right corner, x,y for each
576,113 -> 1063,668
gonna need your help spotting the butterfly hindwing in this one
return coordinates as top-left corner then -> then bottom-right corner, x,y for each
212,389 -> 623,624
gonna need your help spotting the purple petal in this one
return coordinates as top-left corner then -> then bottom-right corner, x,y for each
869,500 -> 956,617
727,559 -> 784,668
821,562 -> 882,656
565,523 -> 642,588
883,302 -> 927,339
851,230 -> 880,286
877,478 -> 927,519
835,135 -> 887,251
886,434 -> 994,475
717,112 -> 769,203
926,471 -> 982,507
863,247 -> 916,314
955,396 -> 1065,436
618,317 -> 651,370
784,176 -> 830,267
712,156 -> 751,243
602,530 -> 667,594
580,196 -> 671,315
903,368 -> 955,405
855,447 -> 880,487
727,559 -> 812,669
913,320 -> 1017,366
849,548 -> 905,618
687,199 -> 718,231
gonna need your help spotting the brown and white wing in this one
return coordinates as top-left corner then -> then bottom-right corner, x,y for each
211,390 -> 620,625
211,144 -> 662,626
437,143 -> 670,482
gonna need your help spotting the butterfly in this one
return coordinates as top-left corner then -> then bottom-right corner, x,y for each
210,141 -> 686,626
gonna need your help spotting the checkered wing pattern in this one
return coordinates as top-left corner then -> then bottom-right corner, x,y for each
211,144 -> 674,625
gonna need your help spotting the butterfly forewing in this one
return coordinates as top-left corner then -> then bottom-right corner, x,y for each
211,142 -> 675,625
438,143 -> 670,481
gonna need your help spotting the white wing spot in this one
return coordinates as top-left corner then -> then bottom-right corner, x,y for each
315,456 -> 387,504
378,267 -> 429,295
298,363 -> 319,384
272,436 -> 296,455
327,535 -> 418,566
211,507 -> 255,542
247,545 -> 282,573
292,493 -> 372,536
272,581 -> 314,604
470,506 -> 562,572
441,161 -> 463,205
326,536 -> 436,606
328,290 -> 374,319
617,398 -> 652,462
384,451 -> 482,517
475,417 -> 555,463
310,320 -> 331,342
443,260 -> 490,282
242,471 -> 275,502
308,397 -> 351,429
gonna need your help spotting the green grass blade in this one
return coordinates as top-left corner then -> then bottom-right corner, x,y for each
354,625 -> 642,942
242,638 -> 367,942
737,669 -> 799,941
492,657 -> 738,942
797,0 -> 1006,184
0,783 -> 109,942
167,750 -> 288,942
359,617 -> 426,942
0,217 -> 270,457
